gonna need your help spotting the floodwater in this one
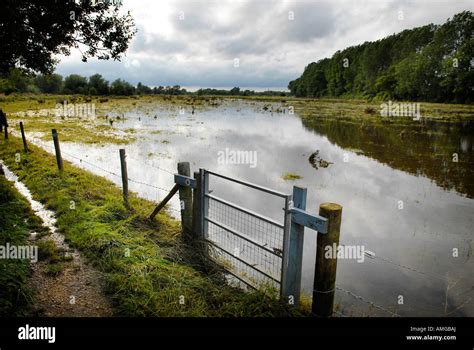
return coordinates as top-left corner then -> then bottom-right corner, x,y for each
27,98 -> 474,316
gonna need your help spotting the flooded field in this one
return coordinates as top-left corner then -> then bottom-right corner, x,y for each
9,96 -> 474,316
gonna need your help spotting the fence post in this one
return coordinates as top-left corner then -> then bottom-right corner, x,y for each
282,186 -> 307,306
312,203 -> 343,317
119,149 -> 129,208
51,129 -> 63,170
178,162 -> 193,242
20,122 -> 28,152
192,171 -> 202,239
4,125 -> 8,139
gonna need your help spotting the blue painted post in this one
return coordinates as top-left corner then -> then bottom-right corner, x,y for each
282,186 -> 307,306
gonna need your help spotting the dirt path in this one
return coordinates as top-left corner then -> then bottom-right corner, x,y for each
1,161 -> 114,317
28,235 -> 114,317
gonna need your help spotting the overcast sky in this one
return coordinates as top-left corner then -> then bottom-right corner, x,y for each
56,0 -> 474,89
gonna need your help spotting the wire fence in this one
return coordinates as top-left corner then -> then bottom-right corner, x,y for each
206,195 -> 284,290
13,136 -> 472,316
39,142 -> 181,213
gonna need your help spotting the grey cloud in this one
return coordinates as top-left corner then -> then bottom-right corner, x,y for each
278,1 -> 337,42
56,0 -> 474,88
131,25 -> 188,55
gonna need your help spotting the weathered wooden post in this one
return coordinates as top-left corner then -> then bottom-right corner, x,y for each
192,171 -> 202,239
119,149 -> 129,208
178,162 -> 193,242
312,203 -> 343,317
20,122 -> 28,152
281,186 -> 307,306
51,129 -> 63,170
4,125 -> 8,139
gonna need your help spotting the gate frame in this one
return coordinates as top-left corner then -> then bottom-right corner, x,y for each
199,168 -> 291,297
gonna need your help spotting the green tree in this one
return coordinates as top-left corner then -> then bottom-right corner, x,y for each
88,74 -> 109,95
35,74 -> 63,93
64,74 -> 88,94
288,11 -> 473,103
110,79 -> 135,95
137,82 -> 152,95
0,0 -> 136,75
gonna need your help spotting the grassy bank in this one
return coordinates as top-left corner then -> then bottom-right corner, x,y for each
0,136 -> 300,317
0,171 -> 48,316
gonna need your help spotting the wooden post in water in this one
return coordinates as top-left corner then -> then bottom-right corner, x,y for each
192,171 -> 202,240
177,162 -> 193,242
20,122 -> 28,152
51,129 -> 63,170
119,149 -> 129,208
312,203 -> 342,317
281,186 -> 307,306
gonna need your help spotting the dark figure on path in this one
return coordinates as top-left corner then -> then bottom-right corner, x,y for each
0,109 -> 8,132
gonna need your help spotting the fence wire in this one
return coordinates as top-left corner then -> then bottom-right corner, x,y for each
206,196 -> 284,290
21,135 -> 469,315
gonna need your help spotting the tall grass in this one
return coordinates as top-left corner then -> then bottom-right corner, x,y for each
0,136 -> 303,317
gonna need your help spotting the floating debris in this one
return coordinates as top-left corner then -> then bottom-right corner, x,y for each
309,150 -> 333,170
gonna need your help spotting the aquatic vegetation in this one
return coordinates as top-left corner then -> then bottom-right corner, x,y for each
282,172 -> 303,181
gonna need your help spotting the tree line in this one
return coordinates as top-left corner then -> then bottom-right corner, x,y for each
288,11 -> 473,103
0,70 -> 288,97
0,71 -> 188,96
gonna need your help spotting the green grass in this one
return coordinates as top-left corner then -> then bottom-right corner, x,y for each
0,173 -> 48,316
45,263 -> 66,276
0,136 -> 303,317
282,172 -> 303,181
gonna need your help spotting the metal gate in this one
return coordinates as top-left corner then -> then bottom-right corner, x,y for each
199,169 -> 292,294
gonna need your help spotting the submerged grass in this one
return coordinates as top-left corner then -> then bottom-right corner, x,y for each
0,172 -> 48,316
282,172 -> 303,181
0,136 -> 303,317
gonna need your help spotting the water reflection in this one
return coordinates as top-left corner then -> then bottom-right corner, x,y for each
32,99 -> 473,316
301,117 -> 474,199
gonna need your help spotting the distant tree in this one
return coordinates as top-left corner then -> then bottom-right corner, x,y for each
0,0 -> 136,75
35,74 -> 63,93
229,87 -> 240,95
64,74 -> 88,94
88,74 -> 109,95
288,11 -> 473,103
137,82 -> 152,95
2,68 -> 33,93
110,79 -> 135,95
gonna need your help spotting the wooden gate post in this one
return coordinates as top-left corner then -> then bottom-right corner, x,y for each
177,162 -> 193,242
119,149 -> 129,208
20,122 -> 28,152
312,203 -> 343,317
52,129 -> 63,170
281,186 -> 307,306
